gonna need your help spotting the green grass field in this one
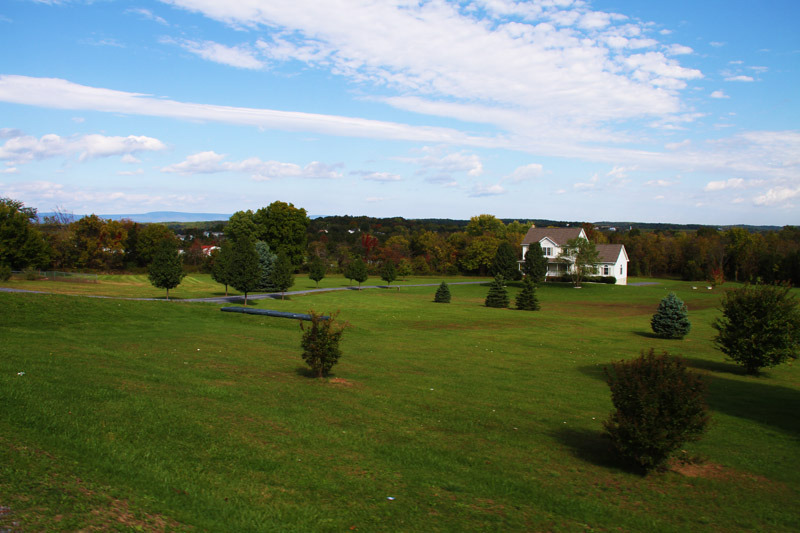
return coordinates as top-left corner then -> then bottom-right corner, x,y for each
1,278 -> 798,531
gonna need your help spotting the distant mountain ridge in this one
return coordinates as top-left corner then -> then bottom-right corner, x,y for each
37,211 -> 233,223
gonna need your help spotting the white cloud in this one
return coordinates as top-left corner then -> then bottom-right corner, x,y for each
0,75 -> 488,146
161,151 -> 343,180
121,154 -> 141,164
117,169 -> 144,176
725,75 -> 754,82
0,131 -> 166,165
508,163 -> 544,182
469,183 -> 505,197
353,171 -> 402,182
126,8 -> 168,26
664,44 -> 693,56
574,174 -> 599,190
753,186 -> 800,207
163,38 -> 264,70
710,41 -> 725,47
646,179 -> 674,187
710,90 -> 729,99
402,147 -> 483,176
704,178 -> 745,191
365,196 -> 386,203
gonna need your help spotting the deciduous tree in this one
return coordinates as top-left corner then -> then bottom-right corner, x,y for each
381,260 -> 397,287
0,197 -> 49,270
254,201 -> 309,268
308,257 -> 326,288
229,236 -> 261,306
713,283 -> 800,374
558,237 -> 599,287
269,251 -> 295,300
147,239 -> 186,300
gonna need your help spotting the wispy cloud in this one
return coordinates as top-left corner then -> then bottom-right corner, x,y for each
0,131 -> 165,165
161,151 -> 343,180
161,38 -> 264,70
725,75 -> 754,82
126,8 -> 168,26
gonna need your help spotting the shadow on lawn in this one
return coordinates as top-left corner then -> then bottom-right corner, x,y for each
578,360 -> 800,440
551,427 -> 638,474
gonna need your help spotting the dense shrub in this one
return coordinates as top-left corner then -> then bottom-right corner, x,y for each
515,276 -> 540,311
300,311 -> 348,378
484,275 -> 509,308
713,283 -> 800,374
0,264 -> 10,281
434,281 -> 451,303
603,349 -> 709,472
651,292 -> 691,339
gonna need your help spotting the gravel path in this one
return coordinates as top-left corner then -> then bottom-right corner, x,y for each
0,281 -> 489,303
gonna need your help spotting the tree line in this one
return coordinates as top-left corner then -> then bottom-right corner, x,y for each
2,196 -> 799,286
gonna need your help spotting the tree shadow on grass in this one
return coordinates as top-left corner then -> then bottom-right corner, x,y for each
683,356 -> 748,376
578,360 -> 800,440
632,331 -> 660,339
293,366 -> 338,379
551,426 -> 641,475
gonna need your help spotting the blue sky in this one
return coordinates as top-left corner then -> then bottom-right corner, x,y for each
0,0 -> 798,224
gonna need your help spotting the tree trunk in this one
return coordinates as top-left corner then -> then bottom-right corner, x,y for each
166,288 -> 170,300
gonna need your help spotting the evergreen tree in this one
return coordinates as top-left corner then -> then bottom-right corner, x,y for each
308,257 -> 326,288
515,276 -> 540,311
522,242 -> 548,282
255,240 -> 277,292
434,281 -> 451,303
346,257 -> 368,289
229,236 -> 260,306
485,274 -> 509,308
210,241 -> 232,296
651,292 -> 691,339
300,311 -> 348,378
381,260 -> 397,287
147,239 -> 186,300
491,241 -> 522,281
269,251 -> 295,300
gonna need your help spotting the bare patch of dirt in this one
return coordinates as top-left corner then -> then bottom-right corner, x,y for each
329,377 -> 357,387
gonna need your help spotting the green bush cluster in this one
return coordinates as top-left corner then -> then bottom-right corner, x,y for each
603,349 -> 709,472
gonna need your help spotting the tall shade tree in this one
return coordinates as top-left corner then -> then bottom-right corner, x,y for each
225,210 -> 257,243
522,242 -> 548,282
491,240 -> 522,281
254,201 -> 309,268
147,239 -> 186,300
0,197 -> 50,270
229,236 -> 261,306
466,214 -> 506,238
269,251 -> 295,300
135,223 -> 176,267
308,256 -> 326,288
558,237 -> 600,287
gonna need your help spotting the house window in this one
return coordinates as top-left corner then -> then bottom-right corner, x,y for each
603,265 -> 610,276
542,247 -> 552,256
619,265 -> 623,274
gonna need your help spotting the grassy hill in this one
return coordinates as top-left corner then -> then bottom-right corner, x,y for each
1,279 -> 797,531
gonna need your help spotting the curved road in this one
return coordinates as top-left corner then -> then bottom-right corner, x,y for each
0,281 -> 490,303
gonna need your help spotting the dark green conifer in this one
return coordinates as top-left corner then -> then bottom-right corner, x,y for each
434,281 -> 451,303
485,274 -> 509,308
515,276 -> 540,311
651,292 -> 691,339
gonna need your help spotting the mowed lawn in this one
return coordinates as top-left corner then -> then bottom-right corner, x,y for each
0,280 -> 798,531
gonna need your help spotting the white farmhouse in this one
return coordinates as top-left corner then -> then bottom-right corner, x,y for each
519,226 -> 629,285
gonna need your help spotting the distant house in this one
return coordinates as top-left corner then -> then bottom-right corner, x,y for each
519,226 -> 629,285
201,245 -> 220,256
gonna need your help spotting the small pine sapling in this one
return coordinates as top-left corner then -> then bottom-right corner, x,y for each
515,276 -> 540,311
651,292 -> 691,339
484,274 -> 509,308
434,281 -> 451,303
603,349 -> 709,472
300,311 -> 348,378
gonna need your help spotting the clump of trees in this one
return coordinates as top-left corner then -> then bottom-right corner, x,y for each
434,281 -> 451,303
344,258 -> 368,288
713,283 -> 800,374
558,237 -> 599,288
651,292 -> 691,339
603,349 -> 709,472
300,311 -> 348,378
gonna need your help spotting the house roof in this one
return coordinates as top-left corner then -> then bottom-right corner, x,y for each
596,244 -> 627,263
521,227 -> 584,246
